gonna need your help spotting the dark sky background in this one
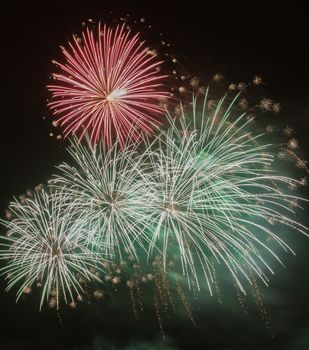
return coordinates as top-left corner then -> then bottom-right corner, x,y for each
0,1 -> 309,349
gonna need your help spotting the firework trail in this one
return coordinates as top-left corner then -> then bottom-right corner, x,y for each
143,90 -> 308,293
48,23 -> 169,147
0,189 -> 102,309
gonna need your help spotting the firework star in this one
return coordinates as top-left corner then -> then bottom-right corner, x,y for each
48,23 -> 169,147
144,91 -> 308,293
0,189 -> 102,309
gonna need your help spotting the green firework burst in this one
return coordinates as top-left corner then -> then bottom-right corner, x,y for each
143,91 -> 308,293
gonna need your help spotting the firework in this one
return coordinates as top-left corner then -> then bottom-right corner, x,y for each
48,23 -> 169,147
143,91 -> 308,294
1,85 -> 308,315
50,137 -> 152,261
48,136 -> 196,319
0,189 -> 102,309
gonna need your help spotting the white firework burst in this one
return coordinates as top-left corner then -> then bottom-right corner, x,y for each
0,189 -> 102,309
50,138 -> 153,262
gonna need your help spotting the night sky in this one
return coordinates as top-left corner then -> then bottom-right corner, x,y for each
1,1 -> 309,349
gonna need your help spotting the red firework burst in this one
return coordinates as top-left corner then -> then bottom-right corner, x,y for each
48,23 -> 169,147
